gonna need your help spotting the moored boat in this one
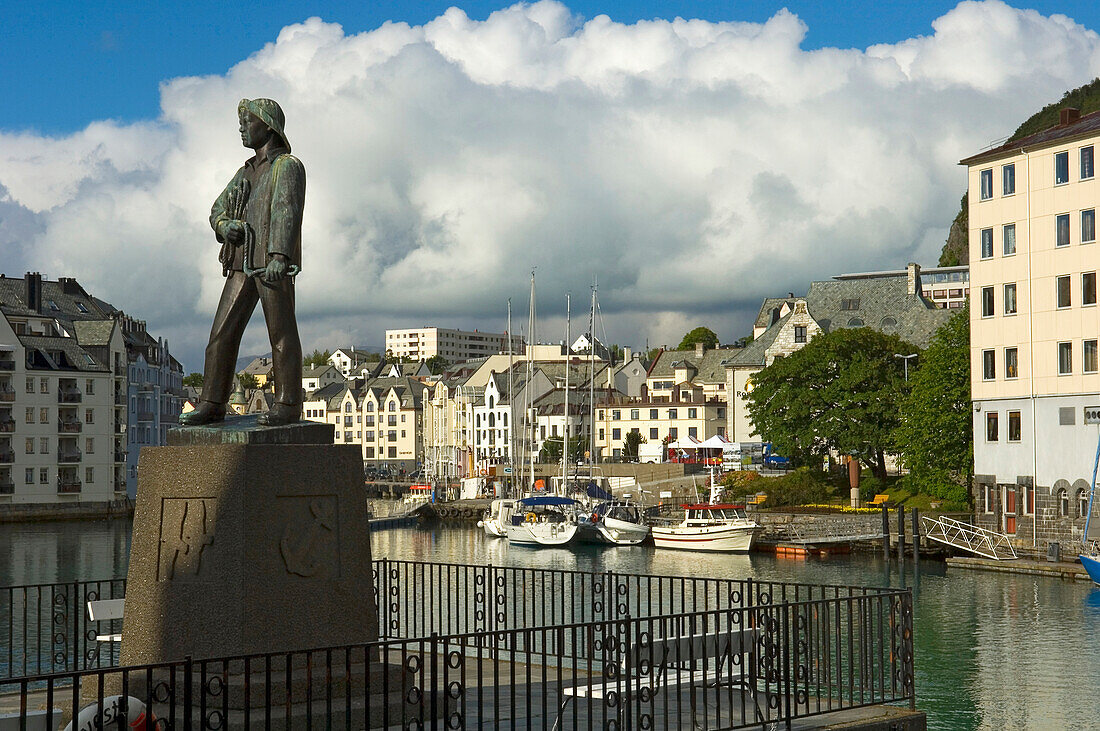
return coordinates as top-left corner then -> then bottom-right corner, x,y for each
651,503 -> 760,553
577,500 -> 650,546
505,496 -> 580,547
477,499 -> 516,538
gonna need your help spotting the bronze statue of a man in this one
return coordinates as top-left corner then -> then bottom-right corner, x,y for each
180,98 -> 306,427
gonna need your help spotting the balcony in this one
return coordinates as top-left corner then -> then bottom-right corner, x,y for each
0,386 -> 14,403
57,450 -> 82,464
0,359 -> 14,371
0,449 -> 13,464
114,363 -> 125,376
57,420 -> 82,434
57,477 -> 82,494
114,392 -> 125,406
57,389 -> 82,404
136,410 -> 155,422
115,450 -> 126,463
0,479 -> 13,495
138,382 -> 155,393
114,478 -> 126,493
0,418 -> 14,433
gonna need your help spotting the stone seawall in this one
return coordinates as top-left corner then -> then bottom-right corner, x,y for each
0,499 -> 133,523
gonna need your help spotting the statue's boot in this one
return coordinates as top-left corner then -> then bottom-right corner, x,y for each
179,401 -> 226,426
258,402 -> 301,427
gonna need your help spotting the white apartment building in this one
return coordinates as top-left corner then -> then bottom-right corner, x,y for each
594,396 -> 726,462
962,107 -> 1100,550
385,326 -> 516,363
0,274 -> 129,504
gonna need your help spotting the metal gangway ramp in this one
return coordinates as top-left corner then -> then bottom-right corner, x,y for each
774,514 -> 886,545
921,515 -> 1018,560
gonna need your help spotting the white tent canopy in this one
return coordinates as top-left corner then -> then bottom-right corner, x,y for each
699,435 -> 732,449
667,436 -> 701,450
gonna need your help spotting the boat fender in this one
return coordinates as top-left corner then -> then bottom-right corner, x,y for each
64,696 -> 154,731
591,512 -> 599,524
476,520 -> 485,528
525,512 -> 537,523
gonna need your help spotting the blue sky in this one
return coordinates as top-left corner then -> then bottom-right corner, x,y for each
6,0 -> 1100,133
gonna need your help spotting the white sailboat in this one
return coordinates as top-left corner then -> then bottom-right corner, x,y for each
578,499 -> 650,545
650,469 -> 759,552
505,496 -> 580,546
478,498 -> 517,538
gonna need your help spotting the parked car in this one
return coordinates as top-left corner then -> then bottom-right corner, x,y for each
762,443 -> 791,470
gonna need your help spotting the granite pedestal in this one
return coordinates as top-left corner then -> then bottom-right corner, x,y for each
121,416 -> 378,666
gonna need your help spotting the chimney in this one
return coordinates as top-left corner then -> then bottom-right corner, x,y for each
1061,107 -> 1081,126
624,346 -> 632,361
907,262 -> 922,297
24,272 -> 42,313
695,341 -> 706,358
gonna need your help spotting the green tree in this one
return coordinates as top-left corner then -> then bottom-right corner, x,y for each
237,372 -> 258,390
539,436 -> 586,464
894,307 -> 973,505
302,349 -> 332,368
745,328 -> 914,478
182,372 -> 203,388
622,431 -> 646,462
677,327 -> 719,351
425,355 -> 450,375
609,344 -> 625,363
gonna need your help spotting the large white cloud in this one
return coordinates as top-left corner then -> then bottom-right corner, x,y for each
2,0 -> 1099,369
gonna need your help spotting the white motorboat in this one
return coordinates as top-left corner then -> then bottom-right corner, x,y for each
477,499 -> 516,538
577,500 -> 650,546
505,496 -> 580,547
651,503 -> 760,553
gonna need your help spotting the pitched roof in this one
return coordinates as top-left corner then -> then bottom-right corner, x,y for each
754,297 -> 795,330
648,348 -> 739,383
20,335 -> 106,372
960,108 -> 1100,166
303,363 -> 336,378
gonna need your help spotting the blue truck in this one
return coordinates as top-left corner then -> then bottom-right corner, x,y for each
762,443 -> 791,470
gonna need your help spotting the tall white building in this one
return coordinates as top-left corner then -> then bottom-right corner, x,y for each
0,274 -> 129,505
385,326 -> 517,363
962,106 -> 1100,551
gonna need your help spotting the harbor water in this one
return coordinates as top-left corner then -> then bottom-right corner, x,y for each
2,517 -> 1098,731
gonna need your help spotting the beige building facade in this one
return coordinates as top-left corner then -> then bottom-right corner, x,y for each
963,108 -> 1100,550
385,326 -> 515,364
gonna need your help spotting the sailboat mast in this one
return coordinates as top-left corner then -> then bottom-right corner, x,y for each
507,298 -> 514,499
589,280 -> 597,468
563,293 -> 570,495
526,270 -> 536,491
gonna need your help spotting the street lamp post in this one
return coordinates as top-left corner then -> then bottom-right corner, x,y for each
894,353 -> 918,381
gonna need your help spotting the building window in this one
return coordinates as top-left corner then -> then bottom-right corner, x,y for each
668,408 -> 677,419
84,409 -> 93,424
1085,340 -> 1098,374
387,447 -> 397,458
597,410 -> 604,420
980,228 -> 993,259
1082,146 -> 1095,180
1058,341 -> 1073,375
1007,411 -> 1021,442
1003,224 -> 1016,255
668,427 -> 678,439
687,407 -> 697,419
1058,488 -> 1069,517
40,379 -> 48,394
86,438 -> 93,453
688,427 -> 698,439
980,168 -> 993,200
1056,151 -> 1070,185
1084,272 -> 1097,306
1084,210 -> 1096,243
840,298 -> 860,311
85,467 -> 94,484
982,350 -> 995,380
25,438 -> 33,454
1024,485 -> 1034,515
1003,283 -> 1017,315
981,286 -> 995,317
1002,164 -> 1015,195
365,447 -> 374,458
649,408 -> 658,419
85,379 -> 94,395
649,428 -> 659,439
1057,214 -> 1070,247
612,410 -> 620,420
986,412 -> 998,442
39,468 -> 48,484
24,468 -> 32,484
984,485 -> 994,513
630,409 -> 639,420
1057,275 -> 1072,308
24,407 -> 33,423
1080,488 -> 1090,518
598,428 -> 604,440
794,326 -> 807,344
612,428 -> 621,440
40,438 -> 48,454
1005,347 -> 1018,379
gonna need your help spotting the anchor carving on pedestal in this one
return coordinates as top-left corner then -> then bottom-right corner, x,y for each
280,498 -> 336,577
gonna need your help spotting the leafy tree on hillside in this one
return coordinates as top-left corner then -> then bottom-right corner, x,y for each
939,192 -> 968,267
677,327 -> 719,351
745,328 -> 914,478
1007,77 -> 1100,143
182,372 -> 203,388
303,349 -> 332,368
425,355 -> 450,375
894,307 -> 972,505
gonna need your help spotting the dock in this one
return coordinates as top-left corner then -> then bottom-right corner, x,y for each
945,556 -> 1093,582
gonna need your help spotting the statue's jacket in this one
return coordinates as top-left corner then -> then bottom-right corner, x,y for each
209,145 -> 306,272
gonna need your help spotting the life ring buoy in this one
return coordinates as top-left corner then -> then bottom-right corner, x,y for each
590,512 -> 600,524
480,468 -> 488,476
525,512 -> 537,523
64,696 -> 154,731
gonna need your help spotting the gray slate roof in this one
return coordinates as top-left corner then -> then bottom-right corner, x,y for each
648,348 -> 740,384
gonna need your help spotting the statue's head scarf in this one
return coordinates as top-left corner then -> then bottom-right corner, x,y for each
238,98 -> 291,153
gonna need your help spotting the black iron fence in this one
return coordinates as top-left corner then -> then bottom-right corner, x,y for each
0,562 -> 914,728
1,578 -> 126,679
0,598 -> 913,730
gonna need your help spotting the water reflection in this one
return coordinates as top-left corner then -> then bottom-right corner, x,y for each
4,519 -> 1099,731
